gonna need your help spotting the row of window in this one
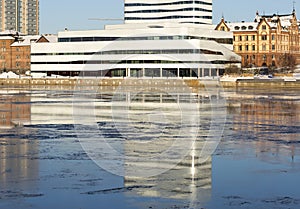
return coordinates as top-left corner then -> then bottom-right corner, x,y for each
31,49 -> 223,56
58,35 -> 232,44
234,34 -> 291,42
234,35 -> 269,41
124,7 -> 212,14
234,44 -> 277,51
32,59 -> 228,65
125,1 -> 212,7
0,62 -> 30,67
125,15 -> 212,20
234,25 -> 267,31
34,68 -> 222,78
243,54 -> 277,61
234,25 -> 254,30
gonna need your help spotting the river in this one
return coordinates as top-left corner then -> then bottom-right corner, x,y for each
0,85 -> 299,209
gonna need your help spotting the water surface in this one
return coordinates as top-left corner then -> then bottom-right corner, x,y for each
0,86 -> 299,209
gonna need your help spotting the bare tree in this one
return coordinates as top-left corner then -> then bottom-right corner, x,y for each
224,56 -> 241,75
278,53 -> 296,73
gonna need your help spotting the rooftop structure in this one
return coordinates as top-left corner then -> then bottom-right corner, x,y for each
124,0 -> 213,25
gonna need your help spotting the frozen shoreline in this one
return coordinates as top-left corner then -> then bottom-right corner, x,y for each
1,77 -> 299,88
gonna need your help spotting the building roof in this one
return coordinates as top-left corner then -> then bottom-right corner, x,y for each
0,30 -> 25,36
255,11 -> 297,30
227,22 -> 258,32
224,11 -> 299,32
36,34 -> 58,43
0,36 -> 15,40
42,35 -> 58,43
11,35 -> 40,47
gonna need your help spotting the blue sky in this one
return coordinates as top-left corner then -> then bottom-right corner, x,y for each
40,0 -> 299,34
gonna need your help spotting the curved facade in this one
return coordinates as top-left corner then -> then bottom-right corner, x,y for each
31,23 -> 239,77
124,0 -> 213,25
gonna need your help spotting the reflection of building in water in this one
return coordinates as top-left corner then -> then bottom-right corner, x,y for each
74,86 -> 222,205
0,92 -> 38,192
0,92 -> 31,128
235,99 -> 300,129
124,157 -> 212,203
0,138 -> 39,191
232,98 -> 300,162
108,87 -> 215,205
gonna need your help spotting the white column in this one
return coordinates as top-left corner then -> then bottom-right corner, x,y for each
126,68 -> 130,77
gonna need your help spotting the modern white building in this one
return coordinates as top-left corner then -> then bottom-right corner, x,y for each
124,0 -> 213,25
31,22 -> 239,77
31,0 -> 240,78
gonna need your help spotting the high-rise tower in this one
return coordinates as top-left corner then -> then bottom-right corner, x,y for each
0,0 -> 39,35
124,0 -> 213,25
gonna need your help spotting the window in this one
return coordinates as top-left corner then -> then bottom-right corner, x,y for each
262,35 -> 267,40
241,26 -> 247,30
272,34 -> 275,40
239,36 -> 242,41
234,26 -> 240,30
252,55 -> 256,60
248,26 -> 254,30
233,36 -> 236,41
272,45 -> 276,50
252,45 -> 256,51
246,45 -> 249,51
263,54 -> 267,61
239,45 -> 242,51
246,36 -> 249,41
262,25 -> 267,30
262,44 -> 266,51
252,35 -> 255,41
220,26 -> 225,31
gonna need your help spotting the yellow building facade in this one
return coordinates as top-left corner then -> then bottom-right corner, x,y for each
216,10 -> 300,68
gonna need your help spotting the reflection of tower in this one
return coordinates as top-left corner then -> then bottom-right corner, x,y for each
0,138 -> 39,191
0,91 -> 38,192
118,87 -> 212,206
124,156 -> 212,203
